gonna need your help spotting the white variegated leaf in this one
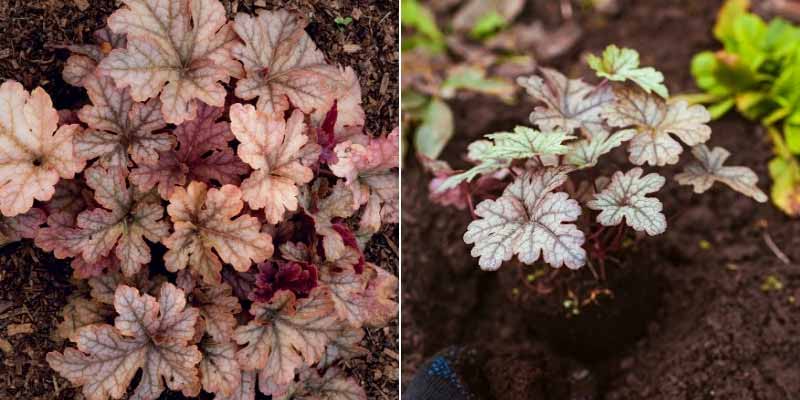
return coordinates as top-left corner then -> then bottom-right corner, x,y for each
676,145 -> 767,202
602,88 -> 711,166
518,68 -> 614,138
587,168 -> 666,235
464,167 -> 586,270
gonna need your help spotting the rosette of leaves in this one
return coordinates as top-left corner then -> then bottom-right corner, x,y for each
27,1 -> 399,398
436,44 -> 767,272
688,0 -> 800,215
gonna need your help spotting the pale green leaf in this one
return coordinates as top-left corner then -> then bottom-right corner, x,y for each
414,98 -> 453,159
480,127 -> 573,161
587,45 -> 669,98
436,128 -> 573,192
565,129 -> 635,168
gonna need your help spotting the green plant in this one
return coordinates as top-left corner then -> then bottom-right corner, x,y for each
400,0 -> 519,162
688,0 -> 800,215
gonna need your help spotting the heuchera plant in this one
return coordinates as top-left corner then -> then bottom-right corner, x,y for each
0,1 -> 399,399
432,44 -> 767,273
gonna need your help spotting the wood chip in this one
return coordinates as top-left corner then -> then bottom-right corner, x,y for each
343,43 -> 362,53
73,0 -> 90,11
383,348 -> 398,360
7,323 -> 33,336
0,337 -> 11,354
351,8 -> 363,20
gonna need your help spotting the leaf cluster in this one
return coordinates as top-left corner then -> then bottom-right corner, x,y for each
0,1 -> 398,399
430,44 -> 766,272
689,0 -> 800,215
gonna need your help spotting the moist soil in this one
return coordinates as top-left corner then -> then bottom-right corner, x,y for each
402,1 -> 800,399
0,0 -> 399,399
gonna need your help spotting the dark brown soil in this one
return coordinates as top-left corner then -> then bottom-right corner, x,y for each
402,1 -> 800,399
0,1 -> 398,399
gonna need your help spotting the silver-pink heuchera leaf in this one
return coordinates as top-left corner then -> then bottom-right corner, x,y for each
676,144 -> 768,202
232,9 -> 343,115
587,168 -> 667,235
464,167 -> 586,270
47,283 -> 202,400
601,88 -> 711,166
76,73 -> 173,169
99,0 -> 242,124
518,67 -> 614,138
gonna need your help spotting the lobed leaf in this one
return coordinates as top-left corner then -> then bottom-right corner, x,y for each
47,283 -> 202,400
0,81 -> 85,216
234,288 -> 338,389
437,127 -> 572,192
99,0 -> 242,124
602,88 -> 712,166
273,367 -> 366,400
76,73 -> 173,169
233,10 -> 343,115
317,326 -> 368,369
130,104 -> 249,199
587,168 -> 667,235
164,181 -> 274,284
71,166 -> 167,276
480,127 -> 574,161
0,208 -> 45,247
518,68 -> 614,138
300,181 -> 359,262
230,104 -> 314,224
565,130 -> 635,168
330,129 -> 399,229
311,67 -> 366,133
56,296 -> 113,341
63,27 -> 127,87
676,144 -> 767,202
318,265 -> 368,327
194,282 -> 242,342
200,340 -> 242,397
587,45 -> 669,98
215,370 -> 256,400
464,167 -> 586,270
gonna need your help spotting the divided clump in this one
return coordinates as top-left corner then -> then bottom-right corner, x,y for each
0,1 -> 398,399
431,44 -> 766,272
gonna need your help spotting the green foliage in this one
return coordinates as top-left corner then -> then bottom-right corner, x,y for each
690,0 -> 800,215
334,16 -> 353,27
588,45 -> 669,98
440,66 -> 515,100
469,10 -> 507,39
401,0 -> 445,52
414,97 -> 454,160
